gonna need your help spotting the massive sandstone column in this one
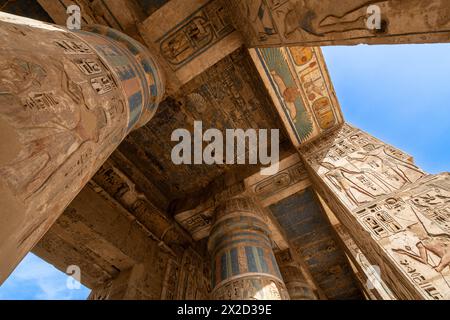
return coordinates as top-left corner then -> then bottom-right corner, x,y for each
208,197 -> 289,300
300,124 -> 450,300
0,12 -> 164,283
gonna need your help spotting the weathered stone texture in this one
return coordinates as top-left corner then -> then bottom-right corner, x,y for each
301,124 -> 450,299
0,12 -> 163,283
227,0 -> 450,47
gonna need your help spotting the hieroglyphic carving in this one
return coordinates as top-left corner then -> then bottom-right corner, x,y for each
160,249 -> 212,300
0,37 -> 125,280
303,124 -> 425,210
0,12 -> 163,282
249,46 -> 343,146
161,259 -> 180,300
228,0 -> 450,47
212,276 -> 289,300
74,58 -> 104,75
245,153 -> 310,207
54,39 -> 93,54
176,209 -> 214,241
333,223 -> 397,300
158,0 -> 234,70
302,124 -> 450,299
176,248 -> 211,300
90,75 -> 116,95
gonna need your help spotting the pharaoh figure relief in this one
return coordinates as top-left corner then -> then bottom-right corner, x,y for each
279,0 -> 390,38
393,186 -> 450,275
303,124 -> 450,299
0,58 -> 113,203
310,125 -> 425,209
232,0 -> 450,46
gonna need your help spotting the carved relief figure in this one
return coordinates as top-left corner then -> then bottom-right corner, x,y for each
346,141 -> 424,192
321,162 -> 389,207
278,0 -> 388,38
270,69 -> 298,120
0,58 -> 108,201
259,48 -> 313,141
243,0 -> 277,41
393,207 -> 450,274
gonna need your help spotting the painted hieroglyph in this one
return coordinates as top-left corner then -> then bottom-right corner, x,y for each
250,46 -> 342,146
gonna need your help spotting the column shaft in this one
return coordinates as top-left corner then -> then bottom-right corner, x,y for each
276,250 -> 318,300
208,197 -> 289,300
0,12 -> 164,282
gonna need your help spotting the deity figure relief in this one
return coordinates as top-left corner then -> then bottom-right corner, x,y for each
279,0 -> 389,38
244,0 -> 277,41
270,70 -> 298,120
393,207 -> 450,274
321,161 -> 389,207
0,58 -> 108,202
346,142 -> 424,192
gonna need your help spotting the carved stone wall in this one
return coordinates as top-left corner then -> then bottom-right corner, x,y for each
301,123 -> 450,299
89,246 -> 211,300
227,0 -> 450,47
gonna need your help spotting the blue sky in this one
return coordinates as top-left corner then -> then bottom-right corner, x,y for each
0,44 -> 449,300
322,44 -> 450,174
0,253 -> 90,300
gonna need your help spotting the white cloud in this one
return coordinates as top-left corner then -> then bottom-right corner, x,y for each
0,253 -> 90,300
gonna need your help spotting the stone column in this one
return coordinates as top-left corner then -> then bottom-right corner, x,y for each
0,12 -> 164,283
276,250 -> 318,300
208,197 -> 289,300
301,123 -> 450,300
279,265 -> 318,300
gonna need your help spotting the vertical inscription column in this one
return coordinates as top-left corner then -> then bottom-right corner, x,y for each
0,13 -> 164,282
208,197 -> 289,300
301,123 -> 450,299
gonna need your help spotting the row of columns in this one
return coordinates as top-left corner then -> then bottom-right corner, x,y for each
0,12 -> 316,299
208,196 -> 317,300
1,8 -> 449,300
